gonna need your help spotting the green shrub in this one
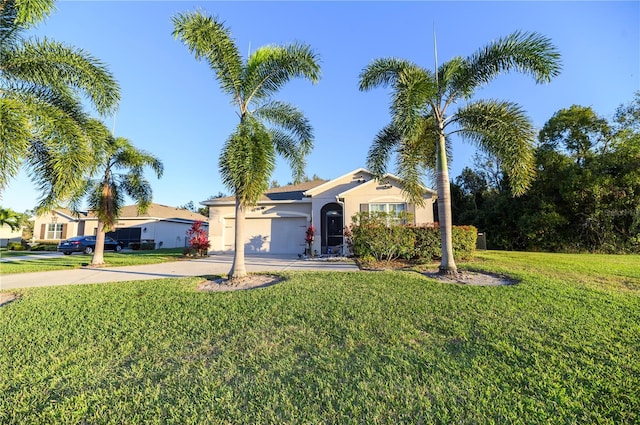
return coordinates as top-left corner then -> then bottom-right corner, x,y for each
410,225 -> 440,261
7,241 -> 26,251
31,242 -> 59,251
350,213 -> 478,263
453,225 -> 478,260
350,212 -> 415,262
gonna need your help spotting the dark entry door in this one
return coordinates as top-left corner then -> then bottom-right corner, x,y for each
321,203 -> 343,254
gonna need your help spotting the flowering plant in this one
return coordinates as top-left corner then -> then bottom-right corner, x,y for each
305,225 -> 315,255
185,221 -> 210,256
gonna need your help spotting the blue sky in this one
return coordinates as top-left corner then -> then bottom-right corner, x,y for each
3,1 -> 639,212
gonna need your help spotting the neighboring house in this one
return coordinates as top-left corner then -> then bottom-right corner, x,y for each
0,224 -> 23,248
33,203 -> 208,249
202,168 -> 437,255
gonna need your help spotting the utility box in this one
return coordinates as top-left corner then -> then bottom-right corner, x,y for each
476,232 -> 487,250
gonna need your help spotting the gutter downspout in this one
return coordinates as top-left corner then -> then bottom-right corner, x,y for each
336,196 -> 346,256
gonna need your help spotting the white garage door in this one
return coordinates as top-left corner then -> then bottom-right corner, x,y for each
224,217 -> 307,254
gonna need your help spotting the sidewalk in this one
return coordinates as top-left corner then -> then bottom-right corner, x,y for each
0,254 -> 359,290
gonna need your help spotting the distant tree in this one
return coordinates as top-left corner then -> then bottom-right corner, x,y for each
453,95 -> 640,253
83,125 -> 163,265
270,180 -> 280,189
0,206 -> 21,231
173,11 -> 320,279
359,31 -> 561,274
539,105 -> 611,164
179,200 -> 213,218
178,201 -> 196,212
0,0 -> 120,210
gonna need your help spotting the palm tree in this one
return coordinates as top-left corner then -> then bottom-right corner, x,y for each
0,206 -> 21,231
359,31 -> 561,274
1,0 -> 120,210
84,126 -> 163,266
173,11 -> 320,279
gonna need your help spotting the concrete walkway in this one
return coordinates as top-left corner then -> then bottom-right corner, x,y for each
0,254 -> 359,290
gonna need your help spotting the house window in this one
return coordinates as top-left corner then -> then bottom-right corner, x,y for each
47,223 -> 63,239
369,203 -> 407,224
370,203 -> 406,214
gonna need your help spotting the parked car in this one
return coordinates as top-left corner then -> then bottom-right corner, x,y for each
57,236 -> 123,255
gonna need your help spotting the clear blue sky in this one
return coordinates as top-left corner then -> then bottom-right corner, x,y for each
3,1 -> 639,212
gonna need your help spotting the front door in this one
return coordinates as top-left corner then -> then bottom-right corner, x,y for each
321,203 -> 343,255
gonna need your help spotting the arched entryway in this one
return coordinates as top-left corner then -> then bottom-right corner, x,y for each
321,203 -> 343,255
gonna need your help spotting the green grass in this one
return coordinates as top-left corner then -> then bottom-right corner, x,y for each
0,248 -> 185,274
1,252 -> 638,424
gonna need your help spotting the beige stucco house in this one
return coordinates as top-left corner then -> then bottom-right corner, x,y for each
202,168 -> 437,256
0,224 -> 23,248
33,203 -> 208,249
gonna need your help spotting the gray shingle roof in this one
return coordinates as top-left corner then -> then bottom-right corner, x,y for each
207,180 -> 326,203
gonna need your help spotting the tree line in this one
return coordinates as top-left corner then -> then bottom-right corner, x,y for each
451,93 -> 640,253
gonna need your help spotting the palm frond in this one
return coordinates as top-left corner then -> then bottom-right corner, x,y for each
255,100 -> 313,151
0,97 -> 30,191
4,38 -> 120,115
457,31 -> 561,95
244,43 -> 320,104
121,173 -> 152,215
268,129 -> 306,184
0,0 -> 22,46
454,99 -> 536,195
219,117 -> 275,205
172,11 -> 243,100
12,0 -> 56,26
5,79 -> 88,126
366,124 -> 400,178
358,58 -> 427,91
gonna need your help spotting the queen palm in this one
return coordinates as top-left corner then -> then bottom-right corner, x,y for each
359,31 -> 561,274
173,11 -> 320,279
84,125 -> 163,266
1,0 -> 120,210
0,206 -> 21,231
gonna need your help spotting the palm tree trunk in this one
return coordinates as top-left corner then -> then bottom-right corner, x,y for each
228,200 -> 247,279
436,130 -> 458,275
91,221 -> 106,266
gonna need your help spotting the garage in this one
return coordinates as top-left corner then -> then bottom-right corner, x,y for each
223,216 -> 308,254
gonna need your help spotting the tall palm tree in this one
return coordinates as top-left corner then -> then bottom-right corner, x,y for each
84,125 -> 163,266
1,0 -> 120,210
173,11 -> 320,279
359,31 -> 561,274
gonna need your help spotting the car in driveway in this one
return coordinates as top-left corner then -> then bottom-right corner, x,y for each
57,236 -> 124,255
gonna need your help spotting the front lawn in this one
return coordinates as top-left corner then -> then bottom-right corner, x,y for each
0,248 -> 185,274
1,252 -> 638,423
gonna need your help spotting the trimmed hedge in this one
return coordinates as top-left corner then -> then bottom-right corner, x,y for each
31,241 -> 59,251
349,212 -> 477,262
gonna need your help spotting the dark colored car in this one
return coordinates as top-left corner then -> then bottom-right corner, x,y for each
57,236 -> 123,255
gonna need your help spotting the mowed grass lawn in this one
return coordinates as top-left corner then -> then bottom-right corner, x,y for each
1,251 -> 638,424
0,248 -> 185,274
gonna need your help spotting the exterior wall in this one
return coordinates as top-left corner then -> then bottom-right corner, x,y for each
306,171 -> 371,254
0,224 -> 23,247
33,211 -> 207,249
33,212 -> 81,241
208,202 -> 311,253
307,172 -> 436,254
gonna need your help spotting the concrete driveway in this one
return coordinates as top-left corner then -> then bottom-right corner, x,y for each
0,253 -> 359,290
